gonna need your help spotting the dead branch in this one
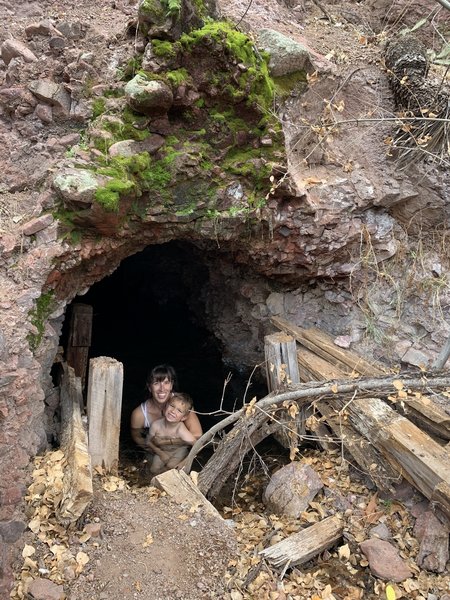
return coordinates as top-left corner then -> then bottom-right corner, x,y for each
185,372 -> 450,495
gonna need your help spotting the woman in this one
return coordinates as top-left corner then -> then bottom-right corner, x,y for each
130,364 -> 202,451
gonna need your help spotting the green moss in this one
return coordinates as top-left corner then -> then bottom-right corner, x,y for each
152,39 -> 177,58
192,0 -> 207,19
95,179 -> 135,211
94,153 -> 154,210
166,68 -> 189,86
140,0 -> 165,19
141,161 -> 173,192
165,0 -> 181,17
98,109 -> 150,148
180,21 -> 274,111
28,292 -> 55,353
119,56 -> 143,81
273,71 -> 307,98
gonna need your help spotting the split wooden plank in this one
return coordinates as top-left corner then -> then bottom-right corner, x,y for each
336,396 -> 450,519
66,303 -> 93,392
151,469 -> 223,520
260,515 -> 343,568
297,347 -> 348,381
57,363 -> 93,524
265,332 -> 301,390
87,356 -> 123,474
316,399 -> 399,493
397,395 -> 450,441
265,333 -> 304,450
271,316 -> 385,376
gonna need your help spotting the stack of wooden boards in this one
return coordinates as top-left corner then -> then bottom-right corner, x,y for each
270,316 -> 450,525
271,315 -> 386,381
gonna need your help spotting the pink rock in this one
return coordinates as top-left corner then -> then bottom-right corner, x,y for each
22,215 -> 54,236
1,39 -> 37,65
28,578 -> 65,600
360,538 -> 412,582
263,462 -> 323,517
34,103 -> 53,123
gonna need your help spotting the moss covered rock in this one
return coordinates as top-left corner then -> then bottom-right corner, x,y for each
53,168 -> 101,207
124,73 -> 174,116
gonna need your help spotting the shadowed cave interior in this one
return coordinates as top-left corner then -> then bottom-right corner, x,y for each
60,241 -> 269,463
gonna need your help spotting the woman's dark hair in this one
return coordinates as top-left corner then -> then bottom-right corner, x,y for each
147,364 -> 178,390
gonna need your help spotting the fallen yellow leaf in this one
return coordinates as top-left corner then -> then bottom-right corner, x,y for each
386,584 -> 396,600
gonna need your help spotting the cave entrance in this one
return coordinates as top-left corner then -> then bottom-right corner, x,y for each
61,240 -> 267,463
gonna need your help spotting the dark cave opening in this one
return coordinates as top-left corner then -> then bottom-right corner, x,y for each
60,241 -> 268,458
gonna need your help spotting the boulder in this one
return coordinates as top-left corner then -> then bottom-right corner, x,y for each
125,73 -> 173,116
360,538 -> 412,582
1,39 -> 37,65
263,462 -> 323,517
257,29 -> 316,77
53,168 -> 100,207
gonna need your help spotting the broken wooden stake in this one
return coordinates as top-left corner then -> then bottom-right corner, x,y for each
57,363 -> 93,524
87,356 -> 123,474
151,469 -> 223,520
265,332 -> 303,449
260,515 -> 343,568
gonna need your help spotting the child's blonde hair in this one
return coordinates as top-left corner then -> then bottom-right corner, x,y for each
171,392 -> 193,412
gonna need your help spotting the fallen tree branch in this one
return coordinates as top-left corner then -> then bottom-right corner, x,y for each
185,372 -> 450,477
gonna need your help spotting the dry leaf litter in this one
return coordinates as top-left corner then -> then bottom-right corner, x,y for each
10,442 -> 450,600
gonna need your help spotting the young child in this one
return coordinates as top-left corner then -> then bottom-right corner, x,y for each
147,393 -> 197,476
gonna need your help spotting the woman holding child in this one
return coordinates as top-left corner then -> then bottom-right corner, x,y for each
130,364 -> 202,473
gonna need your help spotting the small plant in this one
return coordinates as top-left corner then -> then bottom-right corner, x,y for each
28,292 -> 55,353
165,0 -> 181,17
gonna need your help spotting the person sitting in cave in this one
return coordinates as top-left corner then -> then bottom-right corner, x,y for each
130,364 -> 202,458
147,392 -> 196,475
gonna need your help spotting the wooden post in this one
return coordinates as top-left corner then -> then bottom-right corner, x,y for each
87,356 -> 123,474
264,332 -> 302,450
66,303 -> 93,392
433,333 -> 450,370
58,363 -> 93,524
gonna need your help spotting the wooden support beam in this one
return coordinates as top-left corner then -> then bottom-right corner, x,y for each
265,332 -> 301,391
264,332 -> 303,450
87,356 -> 123,474
259,515 -> 343,568
297,347 -> 347,382
151,469 -> 223,520
271,316 -> 385,376
57,363 -> 93,524
316,399 -> 399,493
66,303 -> 93,392
334,396 -> 450,520
396,395 -> 450,441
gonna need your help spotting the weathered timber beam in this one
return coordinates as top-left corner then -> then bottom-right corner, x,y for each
57,363 -> 93,524
271,316 -> 385,376
316,399 -> 400,493
87,356 -> 123,474
264,332 -> 304,450
151,469 -> 223,520
332,396 -> 450,520
259,515 -> 343,568
396,395 -> 450,441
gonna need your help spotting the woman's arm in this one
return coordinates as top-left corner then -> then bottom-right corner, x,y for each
184,411 -> 203,440
130,405 -> 146,448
